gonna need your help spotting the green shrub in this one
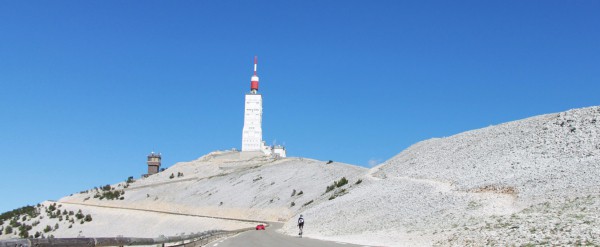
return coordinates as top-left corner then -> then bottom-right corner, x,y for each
84,214 -> 92,222
10,219 -> 21,228
302,200 -> 314,207
336,177 -> 348,187
43,225 -> 51,233
297,191 -> 303,195
355,179 -> 362,185
169,173 -> 175,179
329,189 -> 347,200
5,225 -> 12,234
291,189 -> 296,197
325,177 -> 349,193
34,231 -> 41,238
325,184 -> 335,193
75,210 -> 84,220
54,223 -> 59,230
1,205 -> 39,222
18,226 -> 29,238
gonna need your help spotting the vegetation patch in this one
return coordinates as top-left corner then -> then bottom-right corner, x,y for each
329,189 -> 348,200
93,185 -> 125,200
325,177 -> 349,193
1,205 -> 39,221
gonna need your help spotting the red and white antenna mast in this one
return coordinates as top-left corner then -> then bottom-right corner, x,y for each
250,56 -> 259,94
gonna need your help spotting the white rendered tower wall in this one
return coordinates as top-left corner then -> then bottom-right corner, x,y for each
242,93 -> 263,151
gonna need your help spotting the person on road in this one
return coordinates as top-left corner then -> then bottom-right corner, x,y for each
298,214 -> 304,236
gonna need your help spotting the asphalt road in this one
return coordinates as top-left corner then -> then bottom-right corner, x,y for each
209,223 -> 369,247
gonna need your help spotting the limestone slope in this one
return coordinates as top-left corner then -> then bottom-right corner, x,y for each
374,106 -> 600,200
282,106 -> 600,246
52,152 -> 367,235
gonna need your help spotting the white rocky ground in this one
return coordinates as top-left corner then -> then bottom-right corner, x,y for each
3,106 -> 600,246
0,201 -> 255,240
0,152 -> 366,241
280,106 -> 600,246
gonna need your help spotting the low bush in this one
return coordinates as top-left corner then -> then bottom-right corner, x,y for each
43,225 -> 51,233
325,184 -> 335,193
325,177 -> 349,193
18,225 -> 29,238
10,219 -> 21,228
75,210 -> 84,220
302,200 -> 314,207
328,189 -> 347,200
1,205 -> 39,222
336,177 -> 348,187
84,214 -> 92,222
5,225 -> 12,234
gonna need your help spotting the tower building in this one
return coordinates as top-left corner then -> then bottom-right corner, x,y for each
147,152 -> 161,175
242,56 -> 268,153
241,56 -> 286,157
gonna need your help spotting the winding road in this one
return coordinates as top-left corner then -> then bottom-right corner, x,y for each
57,202 -> 371,247
210,223 -> 369,247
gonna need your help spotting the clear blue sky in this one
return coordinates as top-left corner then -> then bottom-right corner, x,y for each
1,1 -> 599,213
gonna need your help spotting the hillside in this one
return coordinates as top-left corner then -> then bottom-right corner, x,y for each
3,106 -> 600,246
282,106 -> 600,246
1,151 -> 368,240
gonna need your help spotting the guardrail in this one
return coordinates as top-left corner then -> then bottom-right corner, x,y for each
0,227 -> 254,247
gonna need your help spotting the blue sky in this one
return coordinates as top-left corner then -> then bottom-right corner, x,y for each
1,1 -> 599,213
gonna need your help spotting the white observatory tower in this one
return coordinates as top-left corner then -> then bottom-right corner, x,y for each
242,56 -> 268,153
241,56 -> 287,157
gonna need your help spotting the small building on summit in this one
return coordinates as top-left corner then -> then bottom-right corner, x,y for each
143,152 -> 161,177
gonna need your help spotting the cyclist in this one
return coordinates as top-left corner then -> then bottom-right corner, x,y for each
298,214 -> 304,237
